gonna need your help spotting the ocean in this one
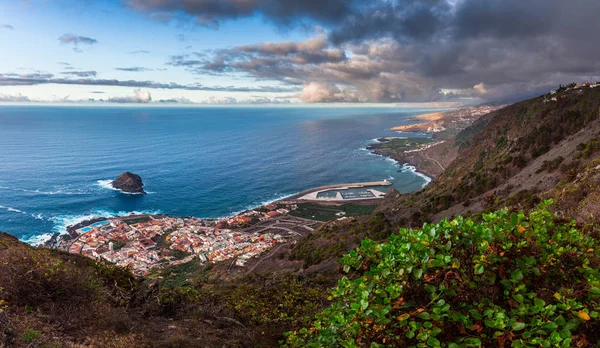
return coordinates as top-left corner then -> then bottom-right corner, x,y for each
0,105 -> 436,244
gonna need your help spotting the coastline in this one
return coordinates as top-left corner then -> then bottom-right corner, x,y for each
25,110 -> 463,248
367,104 -> 508,179
366,139 -> 443,179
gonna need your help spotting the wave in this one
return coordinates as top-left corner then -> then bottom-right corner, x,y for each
20,233 -> 55,246
48,208 -> 163,237
0,185 -> 89,196
96,179 -> 154,194
0,205 -> 49,223
401,164 -> 432,188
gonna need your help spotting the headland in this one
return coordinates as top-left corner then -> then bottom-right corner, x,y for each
368,105 -> 507,178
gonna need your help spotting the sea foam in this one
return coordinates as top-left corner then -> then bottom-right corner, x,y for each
96,179 -> 154,194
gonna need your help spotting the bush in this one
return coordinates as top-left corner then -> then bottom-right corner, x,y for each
536,156 -> 564,174
284,202 -> 600,347
22,328 -> 41,343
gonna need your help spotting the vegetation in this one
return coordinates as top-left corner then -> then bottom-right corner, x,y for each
123,216 -> 152,225
285,203 -> 600,347
375,138 -> 436,153
575,140 -> 600,160
289,203 -> 377,221
290,213 -> 394,268
110,239 -> 127,251
536,156 -> 564,174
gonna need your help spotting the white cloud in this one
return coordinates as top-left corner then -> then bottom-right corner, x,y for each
297,82 -> 361,103
108,89 -> 152,103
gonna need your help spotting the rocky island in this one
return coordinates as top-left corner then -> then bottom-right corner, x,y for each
112,171 -> 146,194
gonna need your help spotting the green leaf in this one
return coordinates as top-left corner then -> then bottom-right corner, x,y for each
534,298 -> 546,307
427,337 -> 440,347
511,270 -> 524,282
414,268 -> 423,280
469,309 -> 482,320
558,328 -> 571,339
474,264 -> 485,275
512,322 -> 526,331
418,312 -> 431,320
542,322 -> 558,330
514,294 -> 525,303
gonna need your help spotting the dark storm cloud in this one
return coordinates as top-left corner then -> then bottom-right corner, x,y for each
329,0 -> 452,44
129,0 -> 600,102
126,0 -> 367,27
0,73 -> 299,93
169,37 -> 346,77
61,70 -> 97,78
116,67 -> 154,72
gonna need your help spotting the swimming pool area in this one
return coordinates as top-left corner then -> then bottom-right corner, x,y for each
91,220 -> 109,227
80,220 -> 110,233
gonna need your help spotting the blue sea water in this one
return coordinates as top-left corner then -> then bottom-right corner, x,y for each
0,105 -> 436,244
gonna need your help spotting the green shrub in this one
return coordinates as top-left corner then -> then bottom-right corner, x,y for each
284,202 -> 600,347
536,156 -> 564,174
22,328 -> 41,343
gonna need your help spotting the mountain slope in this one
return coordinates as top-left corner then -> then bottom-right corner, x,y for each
380,86 -> 600,226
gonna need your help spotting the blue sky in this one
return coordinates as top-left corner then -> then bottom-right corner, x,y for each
0,0 -> 310,103
1,0 -> 599,104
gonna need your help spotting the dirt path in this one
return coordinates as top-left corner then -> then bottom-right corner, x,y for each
420,152 -> 446,171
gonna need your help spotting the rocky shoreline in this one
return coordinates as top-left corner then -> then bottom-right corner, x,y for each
366,138 -> 443,178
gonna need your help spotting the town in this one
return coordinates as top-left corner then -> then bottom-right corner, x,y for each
544,81 -> 600,102
58,202 -> 319,275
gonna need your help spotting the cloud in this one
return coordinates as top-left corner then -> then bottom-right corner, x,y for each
472,83 -> 488,96
57,62 -> 71,66
58,34 -> 97,52
0,93 -> 30,102
1,24 -> 14,30
297,82 -> 361,103
126,0 -> 364,28
108,89 -> 152,103
0,73 -> 299,93
198,96 -> 291,104
61,71 -> 97,78
129,50 -> 150,54
116,67 -> 153,72
200,96 -> 237,104
158,96 -> 193,103
137,0 -> 600,103
58,34 -> 98,45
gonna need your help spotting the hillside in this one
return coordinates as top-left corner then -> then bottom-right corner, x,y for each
379,86 -> 600,226
0,231 -> 328,347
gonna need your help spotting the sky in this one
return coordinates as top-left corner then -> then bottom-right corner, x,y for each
1,0 -> 599,105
